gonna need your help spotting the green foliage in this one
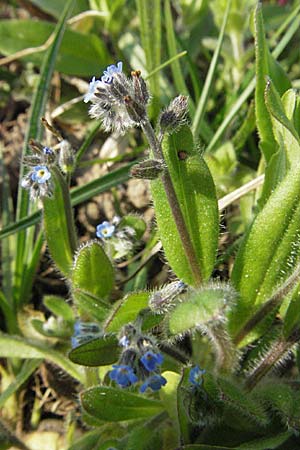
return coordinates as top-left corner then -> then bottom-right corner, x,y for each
0,19 -> 108,76
43,166 -> 77,276
151,126 -> 219,285
69,334 -> 119,366
81,386 -> 164,421
3,1 -> 300,449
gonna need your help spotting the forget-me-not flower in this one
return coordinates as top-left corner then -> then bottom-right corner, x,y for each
96,221 -> 115,239
84,76 -> 102,103
189,365 -> 206,386
31,165 -> 51,184
140,374 -> 167,393
109,364 -> 138,388
101,61 -> 123,84
140,351 -> 164,372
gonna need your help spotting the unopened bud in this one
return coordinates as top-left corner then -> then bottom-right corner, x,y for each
159,95 -> 189,133
131,70 -> 150,105
130,159 -> 165,180
149,280 -> 187,314
58,140 -> 74,173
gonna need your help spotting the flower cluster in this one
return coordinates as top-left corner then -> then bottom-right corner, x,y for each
21,145 -> 55,199
96,217 -> 138,260
71,321 -> 102,348
108,324 -> 167,393
84,62 -> 150,134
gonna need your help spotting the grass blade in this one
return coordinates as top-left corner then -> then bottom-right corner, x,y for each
0,163 -> 135,240
192,0 -> 231,138
14,0 -> 75,299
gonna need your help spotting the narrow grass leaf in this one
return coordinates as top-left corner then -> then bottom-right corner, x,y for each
0,333 -> 84,382
192,0 -> 231,138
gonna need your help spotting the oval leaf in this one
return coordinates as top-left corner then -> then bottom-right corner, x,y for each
105,292 -> 150,333
43,167 -> 77,276
71,241 -> 114,318
81,386 -> 164,422
230,167 -> 300,344
150,126 -> 219,285
69,335 -> 119,366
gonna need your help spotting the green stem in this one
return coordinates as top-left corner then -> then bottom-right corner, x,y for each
234,262 -> 300,346
245,330 -> 300,391
142,119 -> 202,285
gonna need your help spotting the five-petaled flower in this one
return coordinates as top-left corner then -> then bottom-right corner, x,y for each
140,374 -> 167,393
109,364 -> 138,388
101,61 -> 123,84
84,76 -> 102,103
96,221 -> 115,239
31,165 -> 51,184
189,365 -> 206,386
140,351 -> 164,372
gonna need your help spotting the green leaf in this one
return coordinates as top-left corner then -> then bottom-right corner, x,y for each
0,359 -> 41,408
254,2 -> 291,163
150,126 -> 219,285
69,335 -> 119,366
0,19 -> 108,76
0,333 -> 84,382
260,83 -> 300,204
72,241 -> 114,320
136,0 -> 161,102
44,295 -> 74,322
81,386 -> 164,422
265,83 -> 300,165
105,292 -> 150,333
283,285 -> 300,338
43,167 -> 77,276
29,0 -> 88,19
67,429 -> 102,450
168,285 -> 233,336
14,0 -> 75,305
230,166 -> 300,344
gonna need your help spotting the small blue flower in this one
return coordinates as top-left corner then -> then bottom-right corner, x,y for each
101,61 -> 123,84
140,374 -> 167,393
31,165 -> 51,184
96,221 -> 115,239
73,321 -> 100,336
43,146 -> 54,155
109,364 -> 138,387
140,351 -> 164,372
189,365 -> 206,386
84,76 -> 102,103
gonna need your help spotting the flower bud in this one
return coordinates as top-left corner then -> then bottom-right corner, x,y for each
130,159 -> 165,180
58,140 -> 74,173
159,95 -> 189,133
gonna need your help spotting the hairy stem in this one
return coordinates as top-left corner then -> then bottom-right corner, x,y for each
142,118 -> 202,285
234,262 -> 300,346
245,329 -> 300,391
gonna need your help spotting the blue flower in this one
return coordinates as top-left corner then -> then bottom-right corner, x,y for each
73,321 -> 100,336
140,374 -> 167,393
109,364 -> 138,387
189,365 -> 206,386
31,165 -> 51,184
84,76 -> 102,103
43,146 -> 54,155
96,221 -> 115,239
140,351 -> 164,372
101,61 -> 123,84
